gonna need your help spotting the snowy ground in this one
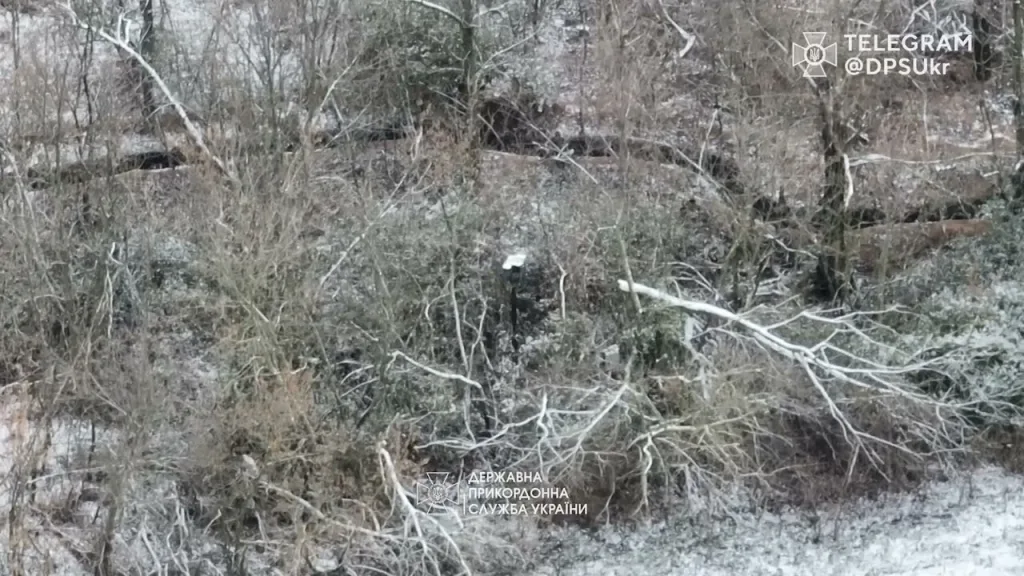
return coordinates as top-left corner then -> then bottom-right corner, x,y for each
526,467 -> 1024,576
3,383 -> 1024,575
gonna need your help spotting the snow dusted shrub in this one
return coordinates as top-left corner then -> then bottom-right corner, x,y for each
889,200 -> 1024,424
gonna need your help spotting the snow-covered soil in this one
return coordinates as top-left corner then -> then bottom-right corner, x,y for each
5,380 -> 1023,576
527,466 -> 1024,576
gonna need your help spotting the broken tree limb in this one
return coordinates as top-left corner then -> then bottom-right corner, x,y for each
406,0 -> 466,25
655,0 -> 696,59
56,3 -> 240,188
615,278 -> 963,468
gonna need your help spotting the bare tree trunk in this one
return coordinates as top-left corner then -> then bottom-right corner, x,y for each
138,0 -> 157,118
460,0 -> 481,189
531,0 -> 542,28
812,77 -> 855,304
974,0 -> 995,82
1014,0 -> 1024,155
460,0 -> 477,125
8,3 -> 21,124
1011,0 -> 1024,203
93,474 -> 121,576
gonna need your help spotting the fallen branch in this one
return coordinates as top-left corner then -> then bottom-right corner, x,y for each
407,0 -> 466,26
655,0 -> 696,59
390,351 -> 483,391
377,443 -> 473,576
260,480 -> 395,541
616,279 -> 963,468
56,3 -> 240,187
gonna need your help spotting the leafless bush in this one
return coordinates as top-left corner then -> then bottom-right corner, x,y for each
0,0 -> 1017,573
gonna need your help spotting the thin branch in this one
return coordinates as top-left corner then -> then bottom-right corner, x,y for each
655,0 -> 696,59
407,0 -> 466,26
391,351 -> 484,391
449,263 -> 471,377
377,444 -> 472,576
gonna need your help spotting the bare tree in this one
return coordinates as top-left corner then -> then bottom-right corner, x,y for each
460,0 -> 481,186
751,10 -> 856,303
1013,0 -> 1024,156
973,0 -> 996,82
811,76 -> 856,304
1010,0 -> 1024,203
137,0 -> 157,119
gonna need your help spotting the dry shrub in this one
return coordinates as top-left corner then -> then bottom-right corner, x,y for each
182,366 -> 391,536
703,0 -> 810,113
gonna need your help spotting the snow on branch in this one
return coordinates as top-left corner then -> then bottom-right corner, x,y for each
56,2 -> 240,188
655,0 -> 696,59
617,279 -> 964,466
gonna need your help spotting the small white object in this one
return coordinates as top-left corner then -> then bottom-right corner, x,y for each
599,344 -> 622,372
241,454 -> 259,478
683,316 -> 698,344
503,253 -> 527,270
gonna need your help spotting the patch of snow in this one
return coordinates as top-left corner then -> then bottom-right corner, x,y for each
525,467 -> 1024,576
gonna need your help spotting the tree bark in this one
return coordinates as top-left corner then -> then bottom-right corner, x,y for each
1014,0 -> 1024,154
974,0 -> 995,82
1012,0 -> 1024,204
812,77 -> 855,304
460,0 -> 481,189
138,0 -> 157,118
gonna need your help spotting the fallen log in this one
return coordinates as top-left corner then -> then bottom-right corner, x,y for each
851,219 -> 993,274
756,172 -> 1000,229
13,149 -> 188,190
3,119 -> 741,195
